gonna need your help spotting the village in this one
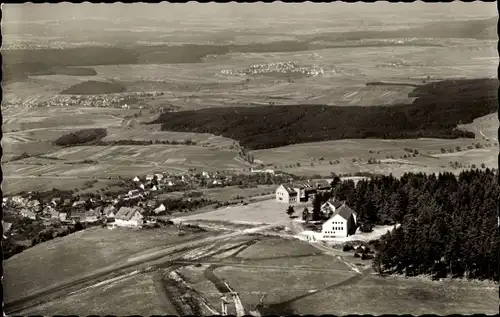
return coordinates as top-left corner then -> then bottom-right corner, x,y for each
220,61 -> 325,77
1,91 -> 164,110
2,165 -> 376,260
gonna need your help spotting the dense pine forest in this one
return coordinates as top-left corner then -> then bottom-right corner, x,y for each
153,78 -> 496,149
332,169 -> 498,281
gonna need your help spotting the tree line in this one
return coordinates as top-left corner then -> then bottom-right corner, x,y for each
330,169 -> 498,281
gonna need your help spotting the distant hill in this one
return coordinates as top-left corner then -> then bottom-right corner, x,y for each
60,81 -> 126,95
3,63 -> 97,83
2,18 -> 495,83
151,78 -> 498,150
308,17 -> 497,41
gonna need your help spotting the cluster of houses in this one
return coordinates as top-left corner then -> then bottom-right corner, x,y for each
2,194 -> 148,228
221,61 -> 325,77
129,170 -> 234,195
30,92 -> 163,109
275,180 -> 359,240
3,169 -> 238,234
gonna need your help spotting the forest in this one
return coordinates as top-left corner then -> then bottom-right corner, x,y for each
327,169 -> 498,281
59,81 -> 126,95
53,128 -> 108,146
153,78 -> 497,149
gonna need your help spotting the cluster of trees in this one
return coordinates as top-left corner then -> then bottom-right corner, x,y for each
2,215 -> 85,260
30,222 -> 85,247
92,139 -> 197,146
9,152 -> 31,162
53,128 -> 108,146
330,169 -> 498,281
153,79 -> 496,150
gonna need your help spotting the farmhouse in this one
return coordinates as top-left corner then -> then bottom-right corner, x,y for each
154,173 -> 164,181
146,174 -> 155,182
85,208 -> 101,223
133,176 -> 140,182
321,204 -> 358,239
115,206 -> 144,227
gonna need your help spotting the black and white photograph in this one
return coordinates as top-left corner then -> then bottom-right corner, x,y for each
1,1 -> 498,315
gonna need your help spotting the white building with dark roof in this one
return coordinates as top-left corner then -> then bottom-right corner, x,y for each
275,185 -> 298,203
321,204 -> 358,239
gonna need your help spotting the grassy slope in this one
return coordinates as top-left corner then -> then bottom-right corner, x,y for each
281,275 -> 499,315
153,78 -> 498,149
3,226 -> 215,303
18,272 -> 177,316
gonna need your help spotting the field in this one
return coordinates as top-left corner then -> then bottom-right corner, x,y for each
7,222 -> 499,316
1,106 -> 249,194
252,132 -> 498,177
174,199 -> 303,225
158,185 -> 276,202
18,272 -> 176,316
3,226 -> 217,303
278,275 -> 499,315
2,35 -> 497,195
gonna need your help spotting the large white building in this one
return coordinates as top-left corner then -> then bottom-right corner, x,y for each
276,180 -> 331,204
275,185 -> 298,203
321,204 -> 357,239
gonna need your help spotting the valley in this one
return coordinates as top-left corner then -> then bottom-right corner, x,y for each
2,3 -> 498,316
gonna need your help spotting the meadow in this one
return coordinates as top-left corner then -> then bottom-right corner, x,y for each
158,185 -> 276,202
174,199 -> 303,225
252,127 -> 498,178
17,272 -> 176,316
277,275 -> 499,315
